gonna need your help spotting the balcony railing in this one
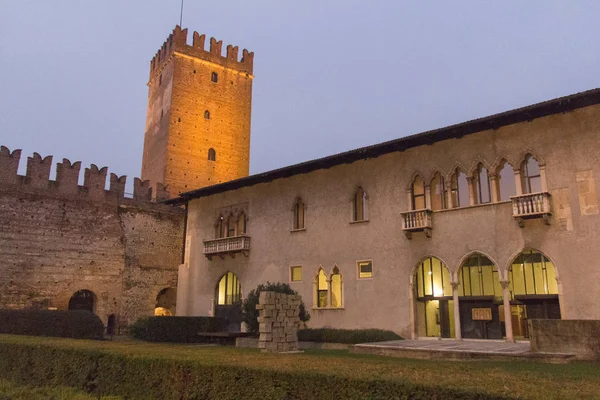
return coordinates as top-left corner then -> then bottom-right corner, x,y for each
400,209 -> 432,239
510,192 -> 551,226
204,235 -> 251,259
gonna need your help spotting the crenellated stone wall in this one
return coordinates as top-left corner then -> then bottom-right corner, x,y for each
0,146 -> 185,330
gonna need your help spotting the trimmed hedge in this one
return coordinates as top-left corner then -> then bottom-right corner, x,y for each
298,328 -> 402,344
0,339 -> 510,399
0,310 -> 104,340
131,316 -> 226,342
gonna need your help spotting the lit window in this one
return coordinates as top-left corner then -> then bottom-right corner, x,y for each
211,72 -> 218,83
522,155 -> 542,194
357,261 -> 373,279
208,148 -> 216,161
458,254 -> 501,297
411,176 -> 426,210
316,268 -> 328,308
204,110 -> 210,119
216,272 -> 241,305
352,187 -> 367,221
293,198 -> 305,230
291,266 -> 302,282
330,267 -> 343,308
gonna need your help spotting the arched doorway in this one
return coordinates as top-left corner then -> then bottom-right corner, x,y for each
155,287 -> 177,316
68,290 -> 95,312
413,257 -> 454,338
214,272 -> 242,332
457,253 -> 503,339
508,250 -> 560,338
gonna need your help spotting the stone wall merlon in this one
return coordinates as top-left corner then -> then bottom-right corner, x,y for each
0,145 -> 170,204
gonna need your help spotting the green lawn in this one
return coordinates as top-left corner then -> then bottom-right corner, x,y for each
0,334 -> 599,399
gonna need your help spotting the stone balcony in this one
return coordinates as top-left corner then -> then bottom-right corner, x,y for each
400,209 -> 432,239
204,235 -> 251,259
510,192 -> 552,226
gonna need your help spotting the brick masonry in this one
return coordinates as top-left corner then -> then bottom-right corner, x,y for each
257,291 -> 301,353
0,146 -> 185,329
141,26 -> 253,197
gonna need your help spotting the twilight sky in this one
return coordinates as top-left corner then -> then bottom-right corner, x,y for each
1,1 -> 599,192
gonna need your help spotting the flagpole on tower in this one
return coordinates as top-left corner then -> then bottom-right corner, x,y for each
179,0 -> 184,27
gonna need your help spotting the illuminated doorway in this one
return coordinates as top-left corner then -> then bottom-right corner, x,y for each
214,272 -> 242,332
68,290 -> 96,313
457,254 -> 503,339
508,250 -> 560,338
155,287 -> 177,316
414,257 -> 454,338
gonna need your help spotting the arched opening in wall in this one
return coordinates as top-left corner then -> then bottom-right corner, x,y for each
330,267 -> 343,308
214,272 -> 242,332
68,290 -> 96,313
430,172 -> 446,211
474,164 -> 491,204
237,212 -> 247,235
508,250 -> 560,339
411,176 -> 426,210
450,168 -> 469,207
521,155 -> 542,194
155,287 -> 177,316
226,213 -> 236,237
352,187 -> 367,221
497,160 -> 516,201
414,257 -> 454,338
208,148 -> 216,162
457,253 -> 503,339
293,197 -> 305,230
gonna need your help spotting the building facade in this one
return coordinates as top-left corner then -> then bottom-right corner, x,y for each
141,26 -> 254,198
174,89 -> 600,341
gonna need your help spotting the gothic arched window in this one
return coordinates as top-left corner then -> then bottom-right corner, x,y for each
208,148 -> 216,161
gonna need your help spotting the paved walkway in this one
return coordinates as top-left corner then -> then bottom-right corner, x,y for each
357,339 -> 531,354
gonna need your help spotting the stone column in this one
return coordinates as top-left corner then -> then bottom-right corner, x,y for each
489,173 -> 499,203
451,281 -> 462,340
514,169 -> 523,196
539,165 -> 548,192
501,280 -> 514,342
409,282 -> 417,340
467,177 -> 476,206
446,182 -> 454,209
327,278 -> 332,308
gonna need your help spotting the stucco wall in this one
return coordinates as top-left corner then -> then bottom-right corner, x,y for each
179,104 -> 600,338
529,319 -> 600,359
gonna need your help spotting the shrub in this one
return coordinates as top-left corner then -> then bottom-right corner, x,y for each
130,316 -> 226,342
298,328 -> 402,344
242,282 -> 310,334
0,309 -> 104,340
0,337 -> 512,399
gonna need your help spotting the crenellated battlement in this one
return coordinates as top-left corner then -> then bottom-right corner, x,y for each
149,25 -> 254,80
0,146 -> 172,204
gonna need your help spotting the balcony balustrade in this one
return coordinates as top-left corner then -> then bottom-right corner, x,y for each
204,235 -> 251,259
510,192 -> 551,226
400,209 -> 432,239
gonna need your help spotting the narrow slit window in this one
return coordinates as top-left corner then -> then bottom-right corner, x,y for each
208,148 -> 216,161
211,72 -> 218,83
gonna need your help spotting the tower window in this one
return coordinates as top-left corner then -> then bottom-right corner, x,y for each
211,72 -> 218,83
204,110 -> 210,119
208,148 -> 216,161
159,74 -> 162,86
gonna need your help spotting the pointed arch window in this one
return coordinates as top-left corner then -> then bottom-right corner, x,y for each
497,160 -> 516,201
226,213 -> 236,237
450,168 -> 469,207
522,155 -> 542,194
352,187 -> 367,222
411,176 -> 426,210
316,268 -> 328,308
215,215 -> 226,238
293,198 -> 305,230
208,148 -> 216,161
430,172 -> 446,211
237,212 -> 247,235
330,267 -> 343,308
475,164 -> 491,204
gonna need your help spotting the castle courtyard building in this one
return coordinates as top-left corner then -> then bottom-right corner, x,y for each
172,88 -> 600,341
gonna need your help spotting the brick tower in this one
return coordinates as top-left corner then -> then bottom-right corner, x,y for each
141,26 -> 254,197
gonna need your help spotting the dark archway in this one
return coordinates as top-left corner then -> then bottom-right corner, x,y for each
214,272 -> 242,332
68,290 -> 95,313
